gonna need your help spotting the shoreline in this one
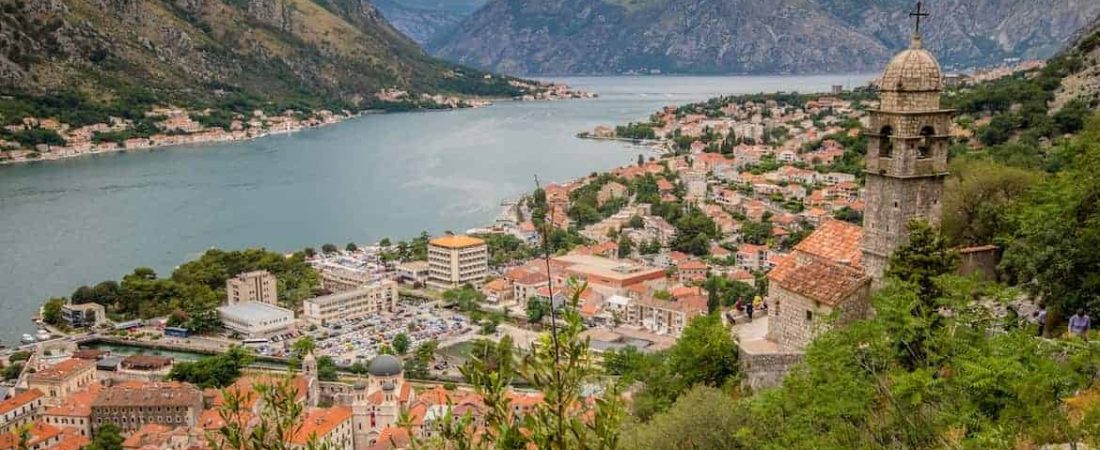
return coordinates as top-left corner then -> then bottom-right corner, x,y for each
0,89 -> 595,168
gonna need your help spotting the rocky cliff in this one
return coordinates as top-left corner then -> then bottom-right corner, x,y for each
1053,13 -> 1100,110
0,0 -> 523,111
430,0 -> 1100,75
373,0 -> 487,44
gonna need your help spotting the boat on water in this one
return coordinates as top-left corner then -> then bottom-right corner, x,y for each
20,334 -> 35,344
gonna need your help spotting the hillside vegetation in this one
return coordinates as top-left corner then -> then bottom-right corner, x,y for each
0,0 -> 525,125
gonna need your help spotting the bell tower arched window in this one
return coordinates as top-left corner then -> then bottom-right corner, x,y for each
879,125 -> 894,158
917,126 -> 935,159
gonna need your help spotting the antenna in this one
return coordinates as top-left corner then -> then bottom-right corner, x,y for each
532,174 -> 566,446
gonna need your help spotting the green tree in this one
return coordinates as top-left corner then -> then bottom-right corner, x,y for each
321,243 -> 337,254
392,333 -> 411,355
211,376 -> 335,450
291,336 -> 316,358
317,356 -> 339,382
85,423 -> 124,450
2,363 -> 24,381
345,242 -> 358,252
41,297 -> 65,326
617,235 -> 634,259
941,159 -> 1041,246
526,297 -> 550,323
168,346 -> 254,388
885,220 -> 961,302
407,283 -> 626,449
620,386 -> 750,450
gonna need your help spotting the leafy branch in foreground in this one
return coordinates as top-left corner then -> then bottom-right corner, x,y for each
405,281 -> 627,449
210,375 -> 334,450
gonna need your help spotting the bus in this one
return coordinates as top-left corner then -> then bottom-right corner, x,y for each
242,338 -> 270,348
164,327 -> 189,338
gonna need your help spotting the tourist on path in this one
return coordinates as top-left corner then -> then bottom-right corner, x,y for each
1034,305 -> 1047,337
1069,309 -> 1091,340
745,300 -> 754,321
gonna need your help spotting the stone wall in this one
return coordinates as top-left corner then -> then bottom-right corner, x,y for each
959,245 -> 1000,281
739,348 -> 803,391
766,282 -> 870,352
766,285 -> 829,351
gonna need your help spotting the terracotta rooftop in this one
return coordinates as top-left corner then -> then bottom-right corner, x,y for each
29,359 -> 93,382
793,219 -> 863,267
120,355 -> 173,371
429,235 -> 485,249
678,260 -> 707,271
92,382 -> 202,409
483,278 -> 510,292
121,423 -> 172,449
370,427 -> 410,450
44,430 -> 88,450
214,375 -> 308,409
768,253 -> 870,306
290,406 -> 353,445
0,389 -> 43,416
0,422 -> 61,450
43,383 -> 102,417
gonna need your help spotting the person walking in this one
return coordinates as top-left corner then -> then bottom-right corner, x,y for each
1034,305 -> 1047,337
745,298 -> 754,321
1069,309 -> 1091,340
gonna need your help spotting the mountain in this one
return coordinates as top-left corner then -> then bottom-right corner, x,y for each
373,0 -> 487,45
0,0 -> 525,118
429,0 -> 1100,76
1053,13 -> 1100,110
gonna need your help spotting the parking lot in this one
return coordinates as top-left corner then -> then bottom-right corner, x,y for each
308,301 -> 473,366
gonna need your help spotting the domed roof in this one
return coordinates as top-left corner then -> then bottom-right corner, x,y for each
382,381 -> 395,391
879,36 -> 943,92
368,354 -> 402,377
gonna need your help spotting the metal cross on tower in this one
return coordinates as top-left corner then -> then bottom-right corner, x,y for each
910,1 -> 929,35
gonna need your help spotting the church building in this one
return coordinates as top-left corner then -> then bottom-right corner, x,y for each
764,4 -> 951,352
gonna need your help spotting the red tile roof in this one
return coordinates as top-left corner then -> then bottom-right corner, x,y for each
0,422 -> 61,450
0,389 -> 43,416
768,253 -> 870,306
677,259 -> 707,271
30,359 -> 93,382
793,219 -> 863,267
290,406 -> 352,445
43,384 -> 102,418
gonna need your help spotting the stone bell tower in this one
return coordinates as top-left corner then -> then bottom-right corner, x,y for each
861,2 -> 953,284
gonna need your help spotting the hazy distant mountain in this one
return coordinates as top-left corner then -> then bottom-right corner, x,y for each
429,0 -> 1100,75
374,0 -> 488,44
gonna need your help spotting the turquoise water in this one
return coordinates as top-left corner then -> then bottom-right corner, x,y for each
0,75 -> 870,344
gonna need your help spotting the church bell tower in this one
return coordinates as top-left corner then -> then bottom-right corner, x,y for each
861,2 -> 953,283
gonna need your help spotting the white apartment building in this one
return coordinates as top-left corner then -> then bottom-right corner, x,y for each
226,270 -> 278,305
302,280 -> 399,325
426,235 -> 489,290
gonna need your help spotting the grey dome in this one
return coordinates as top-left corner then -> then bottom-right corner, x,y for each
382,381 -> 395,391
368,355 -> 402,377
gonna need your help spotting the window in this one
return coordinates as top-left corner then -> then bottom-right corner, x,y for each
805,310 -> 813,322
879,125 -> 894,158
917,126 -> 935,159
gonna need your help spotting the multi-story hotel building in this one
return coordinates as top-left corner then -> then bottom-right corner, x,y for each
426,235 -> 489,290
27,359 -> 97,407
90,382 -> 203,433
226,270 -> 278,305
302,280 -> 399,325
